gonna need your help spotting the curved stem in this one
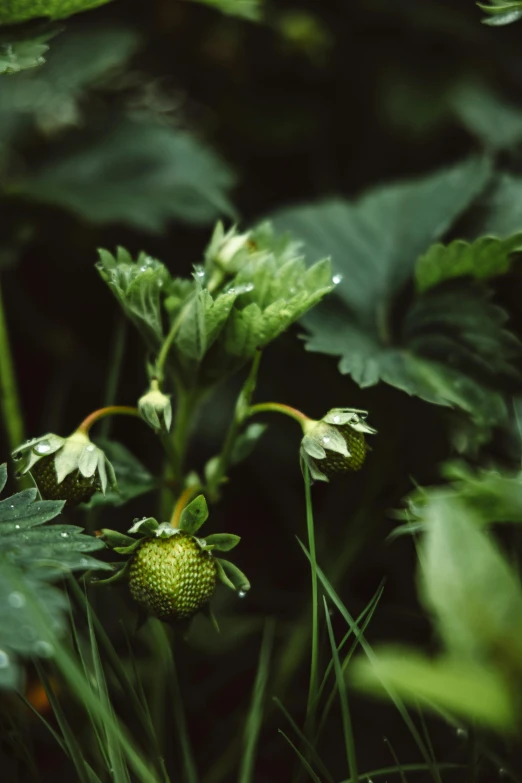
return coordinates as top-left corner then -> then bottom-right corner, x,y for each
0,277 -> 24,453
76,406 -> 140,435
170,485 -> 199,528
248,402 -> 310,428
155,293 -> 197,383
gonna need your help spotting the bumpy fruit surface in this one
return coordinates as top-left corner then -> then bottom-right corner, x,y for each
31,455 -> 98,506
322,427 -> 367,476
129,532 -> 217,620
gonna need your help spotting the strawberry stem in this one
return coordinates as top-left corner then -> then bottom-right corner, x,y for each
170,485 -> 199,528
248,402 -> 310,428
0,278 -> 24,454
76,406 -> 140,434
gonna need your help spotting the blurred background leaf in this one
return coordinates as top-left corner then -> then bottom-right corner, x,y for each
0,0 -> 112,24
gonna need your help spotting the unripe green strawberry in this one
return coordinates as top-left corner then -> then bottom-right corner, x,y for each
300,408 -> 376,482
129,532 -> 218,620
320,426 -> 367,476
12,431 -> 117,505
31,455 -> 99,506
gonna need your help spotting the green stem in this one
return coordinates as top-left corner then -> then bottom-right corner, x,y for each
0,277 -> 24,453
303,462 -> 319,730
206,350 -> 263,501
155,294 -> 197,383
76,405 -> 140,435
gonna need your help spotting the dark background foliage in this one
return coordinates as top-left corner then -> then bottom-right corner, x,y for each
2,0 -> 522,780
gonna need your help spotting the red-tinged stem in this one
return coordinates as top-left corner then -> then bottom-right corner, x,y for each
170,485 -> 200,528
76,406 -> 140,435
248,402 -> 311,428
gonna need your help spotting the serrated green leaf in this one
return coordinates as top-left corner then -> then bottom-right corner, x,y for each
271,156 -> 491,328
420,495 -> 522,669
203,533 -> 240,551
230,423 -> 267,465
17,118 -> 236,233
0,465 -> 111,690
415,234 -> 522,293
175,290 -> 236,362
179,495 -> 209,534
97,249 -> 169,347
351,648 -> 517,731
0,0 -> 112,23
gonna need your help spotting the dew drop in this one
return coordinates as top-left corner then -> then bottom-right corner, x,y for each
332,274 -> 343,285
80,558 -> 89,566
8,591 -> 26,608
34,640 -> 54,658
322,436 -> 330,444
15,524 -> 20,529
10,504 -> 14,509
85,444 -> 95,452
34,440 -> 51,454
238,590 -> 247,598
333,415 -> 341,424
60,532 -> 69,538
0,649 -> 9,669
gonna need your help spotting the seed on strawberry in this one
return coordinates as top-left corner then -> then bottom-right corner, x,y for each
320,426 -> 368,477
129,532 -> 218,620
31,455 -> 99,506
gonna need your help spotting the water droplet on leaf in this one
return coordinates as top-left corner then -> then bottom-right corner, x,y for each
34,441 -> 51,454
238,590 -> 247,598
60,532 -> 69,538
332,274 -> 342,285
8,591 -> 26,608
34,640 -> 53,658
0,650 -> 9,668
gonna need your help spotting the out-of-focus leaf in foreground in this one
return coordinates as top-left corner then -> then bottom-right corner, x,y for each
0,0 -> 112,24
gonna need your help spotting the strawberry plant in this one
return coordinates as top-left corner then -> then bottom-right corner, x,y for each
3,1 -> 522,782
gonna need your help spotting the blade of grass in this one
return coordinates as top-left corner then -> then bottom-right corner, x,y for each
316,583 -> 384,740
303,464 -> 319,728
99,318 -> 127,439
323,597 -> 358,783
338,763 -> 465,782
34,661 -> 101,783
238,618 -> 276,783
17,692 -> 68,756
86,598 -> 131,783
383,737 -> 407,783
297,538 -> 442,783
278,729 -> 323,783
273,697 -> 334,783
152,622 -> 198,783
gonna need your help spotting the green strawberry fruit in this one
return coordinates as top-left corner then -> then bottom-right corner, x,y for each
129,532 -> 218,620
31,455 -> 99,506
321,426 -> 368,476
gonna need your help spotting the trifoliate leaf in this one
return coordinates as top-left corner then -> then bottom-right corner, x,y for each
17,118 -> 236,233
97,248 -> 170,347
420,494 -> 522,669
0,0 -> 112,23
415,234 -> 522,293
270,159 -> 520,426
179,495 -> 209,535
351,649 -> 517,731
271,156 -> 491,329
